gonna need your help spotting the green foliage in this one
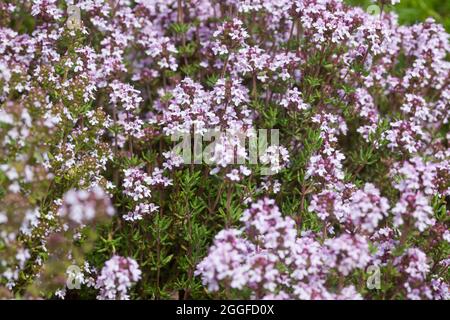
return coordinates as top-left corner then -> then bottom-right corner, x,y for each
346,0 -> 450,31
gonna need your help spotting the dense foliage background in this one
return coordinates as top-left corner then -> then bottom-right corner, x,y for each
0,0 -> 448,300
348,0 -> 450,31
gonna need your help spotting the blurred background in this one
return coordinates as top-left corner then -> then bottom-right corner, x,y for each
346,0 -> 450,32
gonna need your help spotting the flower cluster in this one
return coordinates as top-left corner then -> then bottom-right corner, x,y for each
95,255 -> 142,300
198,198 -> 448,300
58,187 -> 115,227
197,199 -> 371,299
